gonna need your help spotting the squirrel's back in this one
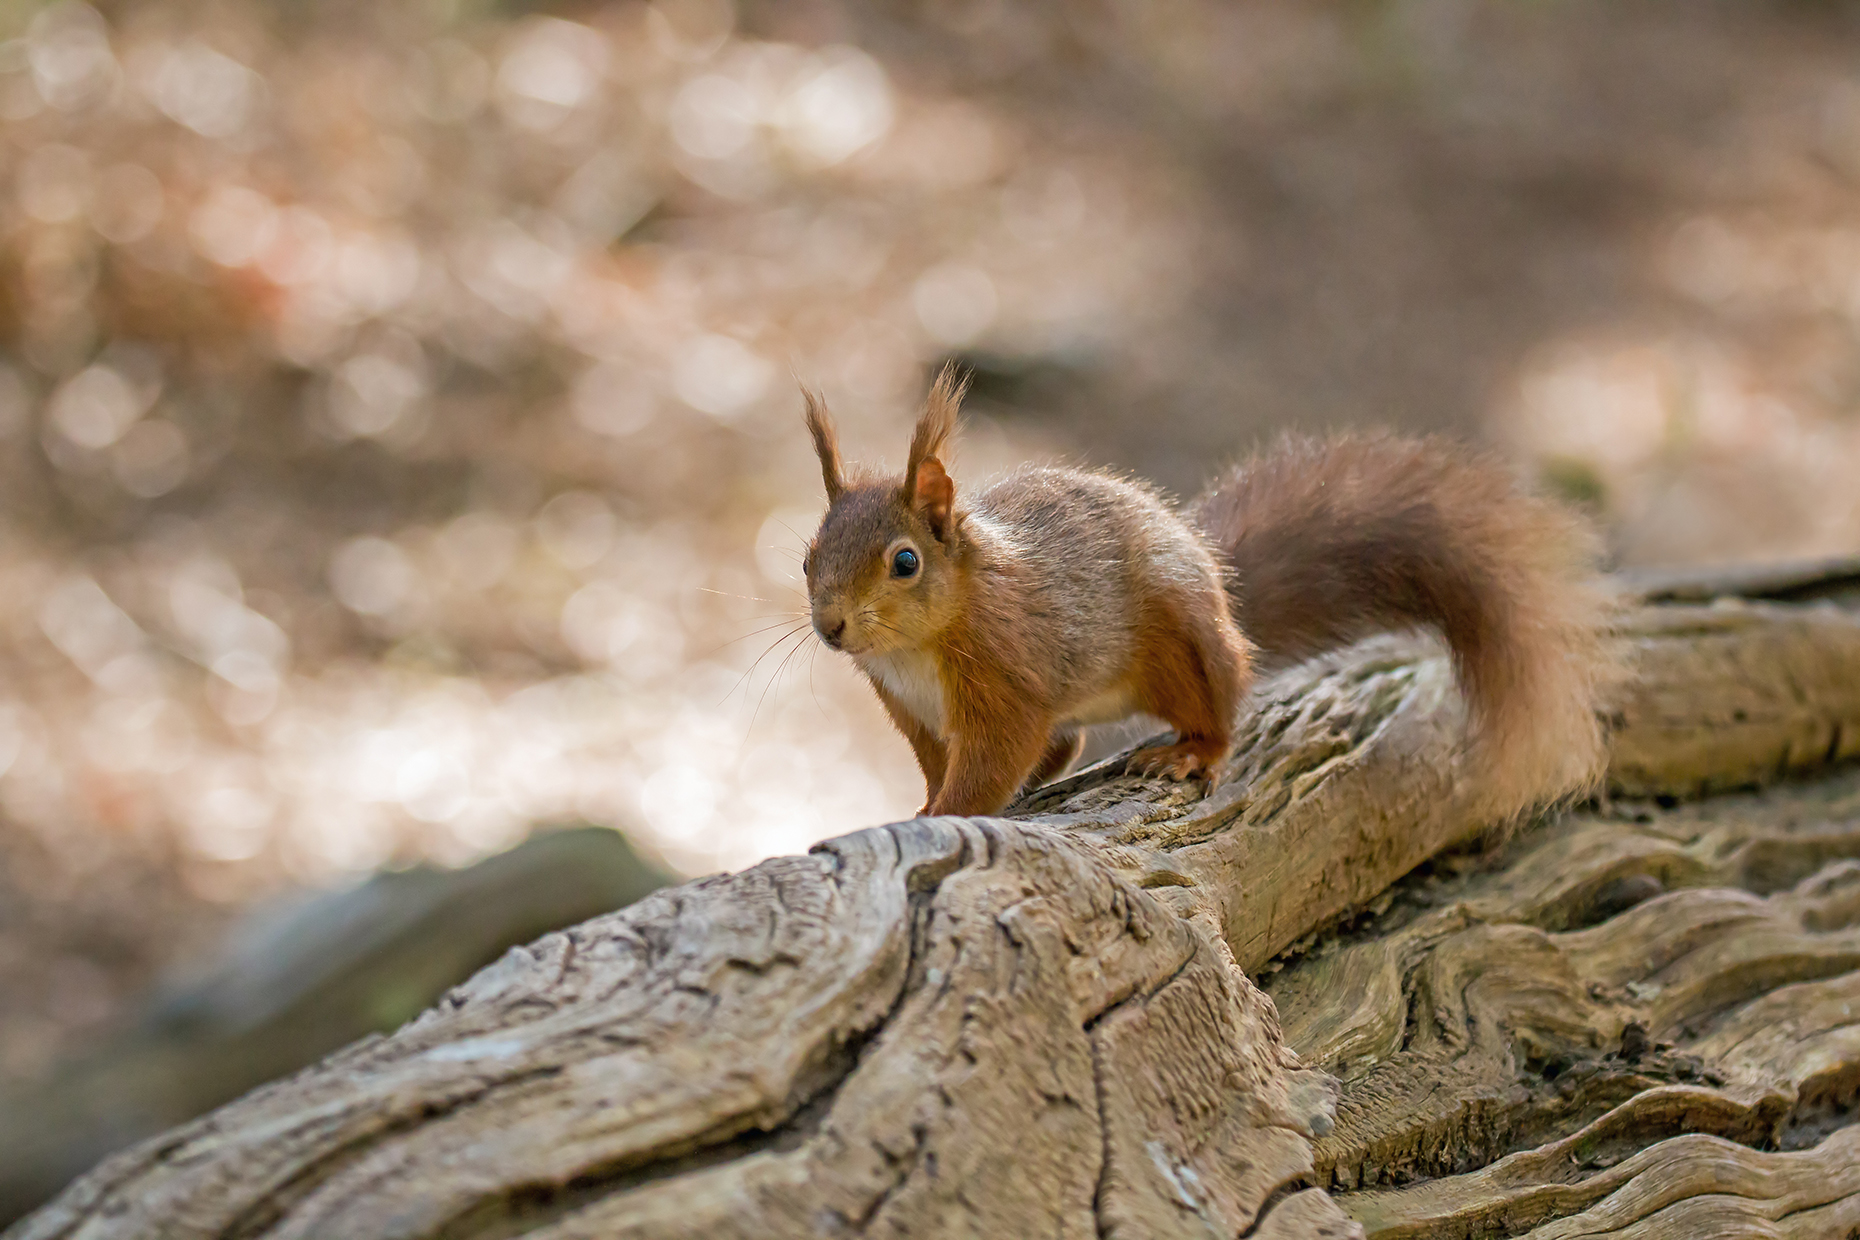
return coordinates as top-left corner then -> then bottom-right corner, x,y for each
1192,432 -> 1617,818
972,466 -> 1206,604
967,467 -> 1225,711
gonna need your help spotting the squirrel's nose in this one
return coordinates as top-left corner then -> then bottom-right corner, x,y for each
812,602 -> 848,649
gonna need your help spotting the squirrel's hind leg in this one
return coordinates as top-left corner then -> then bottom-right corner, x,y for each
1126,588 -> 1252,783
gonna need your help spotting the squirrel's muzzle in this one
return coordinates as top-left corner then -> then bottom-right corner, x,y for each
812,604 -> 847,651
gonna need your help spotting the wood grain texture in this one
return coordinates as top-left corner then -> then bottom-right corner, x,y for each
14,580 -> 1860,1240
1269,770 -> 1860,1230
0,827 -> 672,1226
1608,603 -> 1860,799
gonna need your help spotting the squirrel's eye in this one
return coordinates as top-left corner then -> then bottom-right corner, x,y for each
891,547 -> 920,578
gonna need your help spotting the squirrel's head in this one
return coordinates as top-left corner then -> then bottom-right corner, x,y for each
801,366 -> 969,659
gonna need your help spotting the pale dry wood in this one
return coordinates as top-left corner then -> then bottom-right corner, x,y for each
1268,768 -> 1860,1236
1606,602 -> 1860,799
13,582 -> 1860,1240
14,816 -> 1349,1240
1352,1126 -> 1860,1240
0,825 -> 670,1226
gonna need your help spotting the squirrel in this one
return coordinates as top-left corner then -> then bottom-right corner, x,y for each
799,366 -> 1613,820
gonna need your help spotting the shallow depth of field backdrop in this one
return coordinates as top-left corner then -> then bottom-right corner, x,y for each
4,0 -> 1860,1154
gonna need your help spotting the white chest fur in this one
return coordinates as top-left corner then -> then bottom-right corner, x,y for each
858,649 -> 947,735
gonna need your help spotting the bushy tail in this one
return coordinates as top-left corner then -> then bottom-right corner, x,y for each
1191,432 -> 1618,820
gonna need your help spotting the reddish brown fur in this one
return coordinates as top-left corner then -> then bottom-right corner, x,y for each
1192,432 -> 1617,820
1128,590 -> 1248,780
801,387 -> 1612,821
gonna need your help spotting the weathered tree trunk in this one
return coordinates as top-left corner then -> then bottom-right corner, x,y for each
0,827 -> 671,1225
13,563 -> 1860,1240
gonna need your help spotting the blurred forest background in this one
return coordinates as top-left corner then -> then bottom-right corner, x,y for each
6,0 -> 1860,1200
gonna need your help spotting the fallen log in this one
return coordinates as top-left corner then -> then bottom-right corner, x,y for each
0,827 -> 671,1227
12,562 -> 1860,1239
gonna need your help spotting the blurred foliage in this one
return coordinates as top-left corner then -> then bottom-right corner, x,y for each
1539,454 -> 1608,513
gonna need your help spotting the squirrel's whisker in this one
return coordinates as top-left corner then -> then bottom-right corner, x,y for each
733,622 -> 811,720
722,621 -> 811,705
695,618 -> 812,663
696,586 -> 794,605
748,624 -> 815,733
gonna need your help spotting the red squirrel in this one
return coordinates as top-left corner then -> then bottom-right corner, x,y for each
801,367 -> 1612,819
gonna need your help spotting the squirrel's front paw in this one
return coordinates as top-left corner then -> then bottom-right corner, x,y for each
1127,740 -> 1221,783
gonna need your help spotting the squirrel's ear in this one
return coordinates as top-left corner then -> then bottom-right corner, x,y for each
802,387 -> 844,502
913,456 -> 955,541
904,363 -> 967,540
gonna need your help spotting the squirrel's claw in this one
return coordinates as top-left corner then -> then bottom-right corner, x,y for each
1126,740 -> 1222,784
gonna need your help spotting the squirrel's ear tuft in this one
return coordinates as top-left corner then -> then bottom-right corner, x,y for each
802,387 -> 844,502
905,363 -> 967,540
